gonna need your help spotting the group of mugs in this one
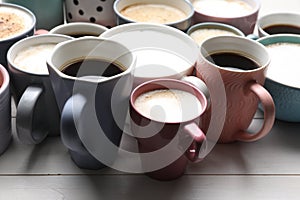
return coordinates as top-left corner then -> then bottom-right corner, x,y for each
0,0 -> 300,181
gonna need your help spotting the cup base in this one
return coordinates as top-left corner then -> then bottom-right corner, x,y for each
68,149 -> 106,170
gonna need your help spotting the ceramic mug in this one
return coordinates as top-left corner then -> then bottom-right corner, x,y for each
65,0 -> 117,28
7,34 -> 73,144
47,37 -> 136,169
196,36 -> 275,143
257,12 -> 300,37
0,64 -> 12,155
113,0 -> 194,31
49,22 -> 108,38
257,34 -> 300,122
191,0 -> 260,35
130,78 -> 207,181
0,3 -> 36,67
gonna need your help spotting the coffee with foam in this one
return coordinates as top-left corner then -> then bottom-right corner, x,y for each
193,0 -> 253,17
134,89 -> 202,123
120,3 -> 187,24
13,44 -> 56,74
190,28 -> 237,45
0,6 -> 33,40
266,42 -> 300,88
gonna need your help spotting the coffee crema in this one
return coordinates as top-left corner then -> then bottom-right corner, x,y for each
134,89 -> 202,123
13,44 -> 56,74
193,0 -> 253,17
190,28 -> 236,45
60,58 -> 125,78
0,6 -> 33,40
120,3 -> 187,24
266,42 -> 300,87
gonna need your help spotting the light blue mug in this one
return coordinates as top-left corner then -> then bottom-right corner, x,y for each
257,34 -> 300,122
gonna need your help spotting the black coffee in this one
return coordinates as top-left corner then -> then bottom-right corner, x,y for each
68,33 -> 100,38
61,58 -> 125,77
206,52 -> 260,71
263,24 -> 300,35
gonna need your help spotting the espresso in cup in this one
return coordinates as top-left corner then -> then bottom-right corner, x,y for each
263,24 -> 300,35
134,89 -> 203,123
192,0 -> 253,17
119,3 -> 187,24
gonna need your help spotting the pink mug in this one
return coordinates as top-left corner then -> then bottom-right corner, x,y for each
130,79 -> 207,181
196,36 -> 275,143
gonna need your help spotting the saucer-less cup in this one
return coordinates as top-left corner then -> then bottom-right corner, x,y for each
191,0 -> 260,35
0,3 -> 35,67
257,34 -> 300,122
196,36 -> 275,143
187,22 -> 245,46
3,0 -> 64,30
65,0 -> 117,28
113,0 -> 194,31
7,34 -> 73,144
49,22 -> 108,38
130,79 -> 207,181
47,37 -> 135,169
257,13 -> 300,37
0,65 -> 12,155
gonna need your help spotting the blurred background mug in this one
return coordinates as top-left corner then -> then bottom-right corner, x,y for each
3,0 -> 64,30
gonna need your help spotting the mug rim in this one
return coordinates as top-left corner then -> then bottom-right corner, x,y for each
113,0 -> 194,26
199,35 -> 270,73
257,33 -> 300,89
47,37 -> 136,83
192,0 -> 261,19
7,34 -> 73,76
0,3 -> 36,42
0,64 -> 9,95
130,78 -> 208,124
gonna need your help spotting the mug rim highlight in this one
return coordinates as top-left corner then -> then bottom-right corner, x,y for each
0,64 -> 9,95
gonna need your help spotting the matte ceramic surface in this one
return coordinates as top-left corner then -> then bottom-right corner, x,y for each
197,36 -> 275,143
100,23 -> 199,87
65,0 -> 116,28
0,65 -> 11,155
130,79 -> 207,181
7,34 -> 72,144
113,0 -> 194,31
47,37 -> 135,170
257,34 -> 300,122
0,3 -> 35,67
257,12 -> 300,37
191,0 -> 260,35
3,0 -> 64,30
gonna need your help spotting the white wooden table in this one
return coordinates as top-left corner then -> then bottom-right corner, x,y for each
1,0 -> 300,199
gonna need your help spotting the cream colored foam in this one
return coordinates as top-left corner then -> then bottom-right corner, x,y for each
190,28 -> 236,45
193,0 -> 253,17
0,6 -> 33,40
120,3 -> 187,24
266,42 -> 300,88
13,44 -> 56,74
134,89 -> 202,122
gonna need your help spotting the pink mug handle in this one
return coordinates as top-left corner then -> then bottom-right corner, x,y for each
234,82 -> 275,142
183,123 -> 206,162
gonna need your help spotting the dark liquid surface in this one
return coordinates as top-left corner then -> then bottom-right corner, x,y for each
206,52 -> 260,71
67,33 -> 100,38
263,24 -> 300,35
61,58 -> 125,77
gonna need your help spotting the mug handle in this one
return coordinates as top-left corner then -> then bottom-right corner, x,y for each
61,94 -> 87,153
183,123 -> 206,162
16,86 -> 49,144
234,82 -> 275,142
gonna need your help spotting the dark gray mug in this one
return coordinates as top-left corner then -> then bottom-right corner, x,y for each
0,3 -> 36,67
7,34 -> 73,144
47,37 -> 135,169
0,64 -> 12,155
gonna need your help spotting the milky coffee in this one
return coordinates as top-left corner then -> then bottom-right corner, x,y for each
190,28 -> 236,45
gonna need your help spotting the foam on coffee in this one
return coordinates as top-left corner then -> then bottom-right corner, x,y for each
193,0 -> 253,17
120,3 -> 187,24
13,44 -> 56,74
0,6 -> 33,40
190,28 -> 236,45
266,42 -> 300,88
134,89 -> 202,123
